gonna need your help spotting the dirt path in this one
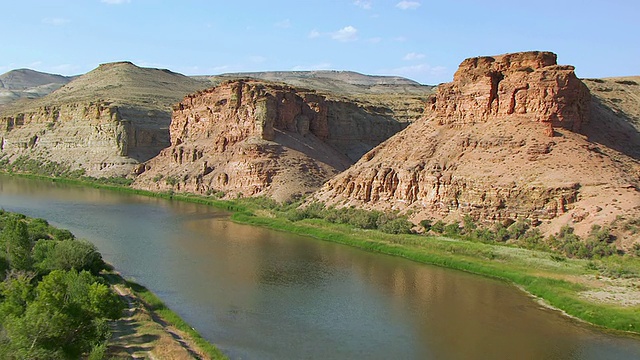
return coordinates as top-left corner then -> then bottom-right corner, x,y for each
107,284 -> 211,360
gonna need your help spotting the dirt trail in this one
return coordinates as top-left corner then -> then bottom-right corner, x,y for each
107,284 -> 210,360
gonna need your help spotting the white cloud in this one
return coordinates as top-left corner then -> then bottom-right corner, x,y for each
393,36 -> 407,42
291,63 -> 332,71
331,26 -> 358,42
403,52 -> 425,61
368,37 -> 383,44
353,0 -> 372,9
308,29 -> 321,39
42,18 -> 70,26
101,0 -> 131,4
275,19 -> 291,29
396,1 -> 421,10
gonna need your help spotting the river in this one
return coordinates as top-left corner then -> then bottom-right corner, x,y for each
0,174 -> 639,359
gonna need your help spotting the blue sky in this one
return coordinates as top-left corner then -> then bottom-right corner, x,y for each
2,0 -> 638,84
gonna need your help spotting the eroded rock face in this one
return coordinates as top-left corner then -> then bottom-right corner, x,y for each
0,102 -> 144,175
0,101 -> 178,176
133,80 -> 407,201
315,51 -> 640,242
433,51 -> 590,134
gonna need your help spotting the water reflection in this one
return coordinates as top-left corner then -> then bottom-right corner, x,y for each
0,174 -> 639,359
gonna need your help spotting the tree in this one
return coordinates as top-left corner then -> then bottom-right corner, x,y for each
1,270 -> 123,359
0,217 -> 32,271
32,239 -> 105,275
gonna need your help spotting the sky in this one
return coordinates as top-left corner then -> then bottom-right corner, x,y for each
1,0 -> 638,84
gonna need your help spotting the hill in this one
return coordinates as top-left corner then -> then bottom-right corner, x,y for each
314,51 -> 640,247
0,69 -> 73,106
0,62 -> 210,176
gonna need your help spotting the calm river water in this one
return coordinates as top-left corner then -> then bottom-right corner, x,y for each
0,174 -> 639,359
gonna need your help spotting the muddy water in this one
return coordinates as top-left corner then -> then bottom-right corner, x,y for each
1,174 -> 639,359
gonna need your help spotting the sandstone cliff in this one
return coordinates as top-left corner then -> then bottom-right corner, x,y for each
132,80 -> 412,201
314,51 -> 640,245
0,62 -> 210,176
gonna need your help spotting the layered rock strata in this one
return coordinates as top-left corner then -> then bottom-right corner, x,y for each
0,62 -> 209,176
133,80 -> 408,201
315,51 -> 640,242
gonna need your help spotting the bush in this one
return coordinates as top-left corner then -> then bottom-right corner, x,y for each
462,215 -> 477,234
419,219 -> 432,231
507,220 -> 529,240
378,217 -> 413,234
632,243 -> 640,257
443,222 -> 461,237
431,220 -> 446,234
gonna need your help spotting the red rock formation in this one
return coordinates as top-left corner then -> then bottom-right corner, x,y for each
434,51 -> 590,134
133,80 -> 408,201
315,51 -> 640,242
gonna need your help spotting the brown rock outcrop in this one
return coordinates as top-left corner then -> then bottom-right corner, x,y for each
133,80 -> 408,201
315,51 -> 640,242
433,51 -> 590,133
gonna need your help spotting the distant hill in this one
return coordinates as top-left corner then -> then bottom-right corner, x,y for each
0,69 -> 73,106
202,70 -> 433,96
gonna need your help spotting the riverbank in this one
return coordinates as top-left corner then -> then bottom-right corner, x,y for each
1,172 -> 639,338
103,272 -> 227,359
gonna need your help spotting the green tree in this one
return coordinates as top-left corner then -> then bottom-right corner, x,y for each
1,270 -> 122,359
0,217 -> 32,271
462,215 -> 477,234
419,219 -> 432,231
32,239 -> 105,275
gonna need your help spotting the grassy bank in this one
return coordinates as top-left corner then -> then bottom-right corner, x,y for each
2,171 -> 639,337
103,272 -> 228,359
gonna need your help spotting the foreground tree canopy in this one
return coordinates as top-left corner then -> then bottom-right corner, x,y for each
0,210 -> 123,359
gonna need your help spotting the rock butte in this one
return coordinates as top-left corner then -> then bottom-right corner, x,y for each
132,80 -> 409,201
314,51 -> 640,246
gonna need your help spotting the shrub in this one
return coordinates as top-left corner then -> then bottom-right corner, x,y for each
431,220 -> 446,234
632,243 -> 640,257
462,215 -> 477,234
419,219 -> 432,231
507,220 -> 529,240
443,222 -> 461,237
378,217 -> 413,234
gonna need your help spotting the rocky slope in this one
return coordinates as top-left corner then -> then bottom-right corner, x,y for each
0,62 -> 210,176
132,79 -> 418,201
0,69 -> 73,107
314,51 -> 640,245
